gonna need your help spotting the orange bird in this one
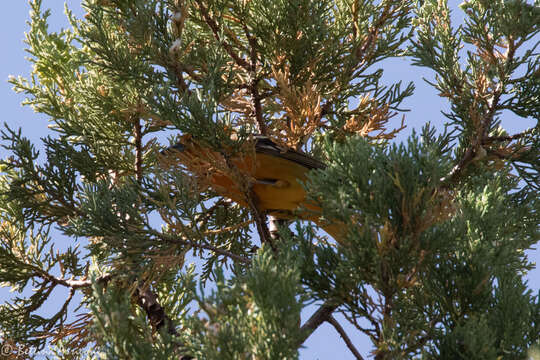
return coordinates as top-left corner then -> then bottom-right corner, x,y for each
163,135 -> 344,243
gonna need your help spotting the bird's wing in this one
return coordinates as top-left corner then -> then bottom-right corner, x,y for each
163,135 -> 326,171
253,136 -> 326,171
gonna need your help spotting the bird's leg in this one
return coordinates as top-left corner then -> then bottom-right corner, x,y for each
246,192 -> 275,251
268,215 -> 292,241
268,215 -> 281,241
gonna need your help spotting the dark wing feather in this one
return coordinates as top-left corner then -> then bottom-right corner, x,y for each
254,136 -> 326,170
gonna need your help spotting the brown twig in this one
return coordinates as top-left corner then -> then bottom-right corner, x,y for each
442,88 -> 503,185
46,287 -> 76,329
243,23 -> 267,135
33,270 -> 113,290
250,76 -> 266,135
354,2 -> 398,68
342,311 -> 379,342
134,286 -> 194,360
135,286 -> 177,334
442,33 -> 522,186
133,116 -> 143,183
171,61 -> 190,95
196,2 -> 250,70
327,315 -> 365,360
297,302 -> 338,346
151,229 -> 251,264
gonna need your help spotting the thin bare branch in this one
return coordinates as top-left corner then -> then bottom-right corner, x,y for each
150,229 -> 251,264
196,2 -> 250,70
34,271 -> 113,289
133,115 -> 143,183
328,315 -> 365,360
135,286 -> 177,334
243,23 -> 267,135
342,311 -> 379,342
134,286 -> 194,360
442,88 -> 503,185
47,287 -> 76,328
297,302 -> 338,346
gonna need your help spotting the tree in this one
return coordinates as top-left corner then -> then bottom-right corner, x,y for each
1,0 -> 539,358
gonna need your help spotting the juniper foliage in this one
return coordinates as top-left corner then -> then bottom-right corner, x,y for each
0,0 -> 539,359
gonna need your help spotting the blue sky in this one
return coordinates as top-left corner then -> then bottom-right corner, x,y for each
0,1 -> 538,359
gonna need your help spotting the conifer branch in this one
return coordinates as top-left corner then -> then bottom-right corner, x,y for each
443,91 -> 502,184
249,68 -> 266,135
150,230 -> 251,264
243,23 -> 267,135
313,4 -> 408,131
196,2 -> 250,70
134,286 -> 194,360
354,3 -> 390,63
441,29 -> 523,185
483,129 -> 534,144
3,1 -> 538,358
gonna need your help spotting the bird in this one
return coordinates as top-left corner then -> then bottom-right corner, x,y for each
161,135 -> 344,243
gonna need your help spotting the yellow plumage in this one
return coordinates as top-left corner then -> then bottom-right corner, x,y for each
163,135 -> 345,243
